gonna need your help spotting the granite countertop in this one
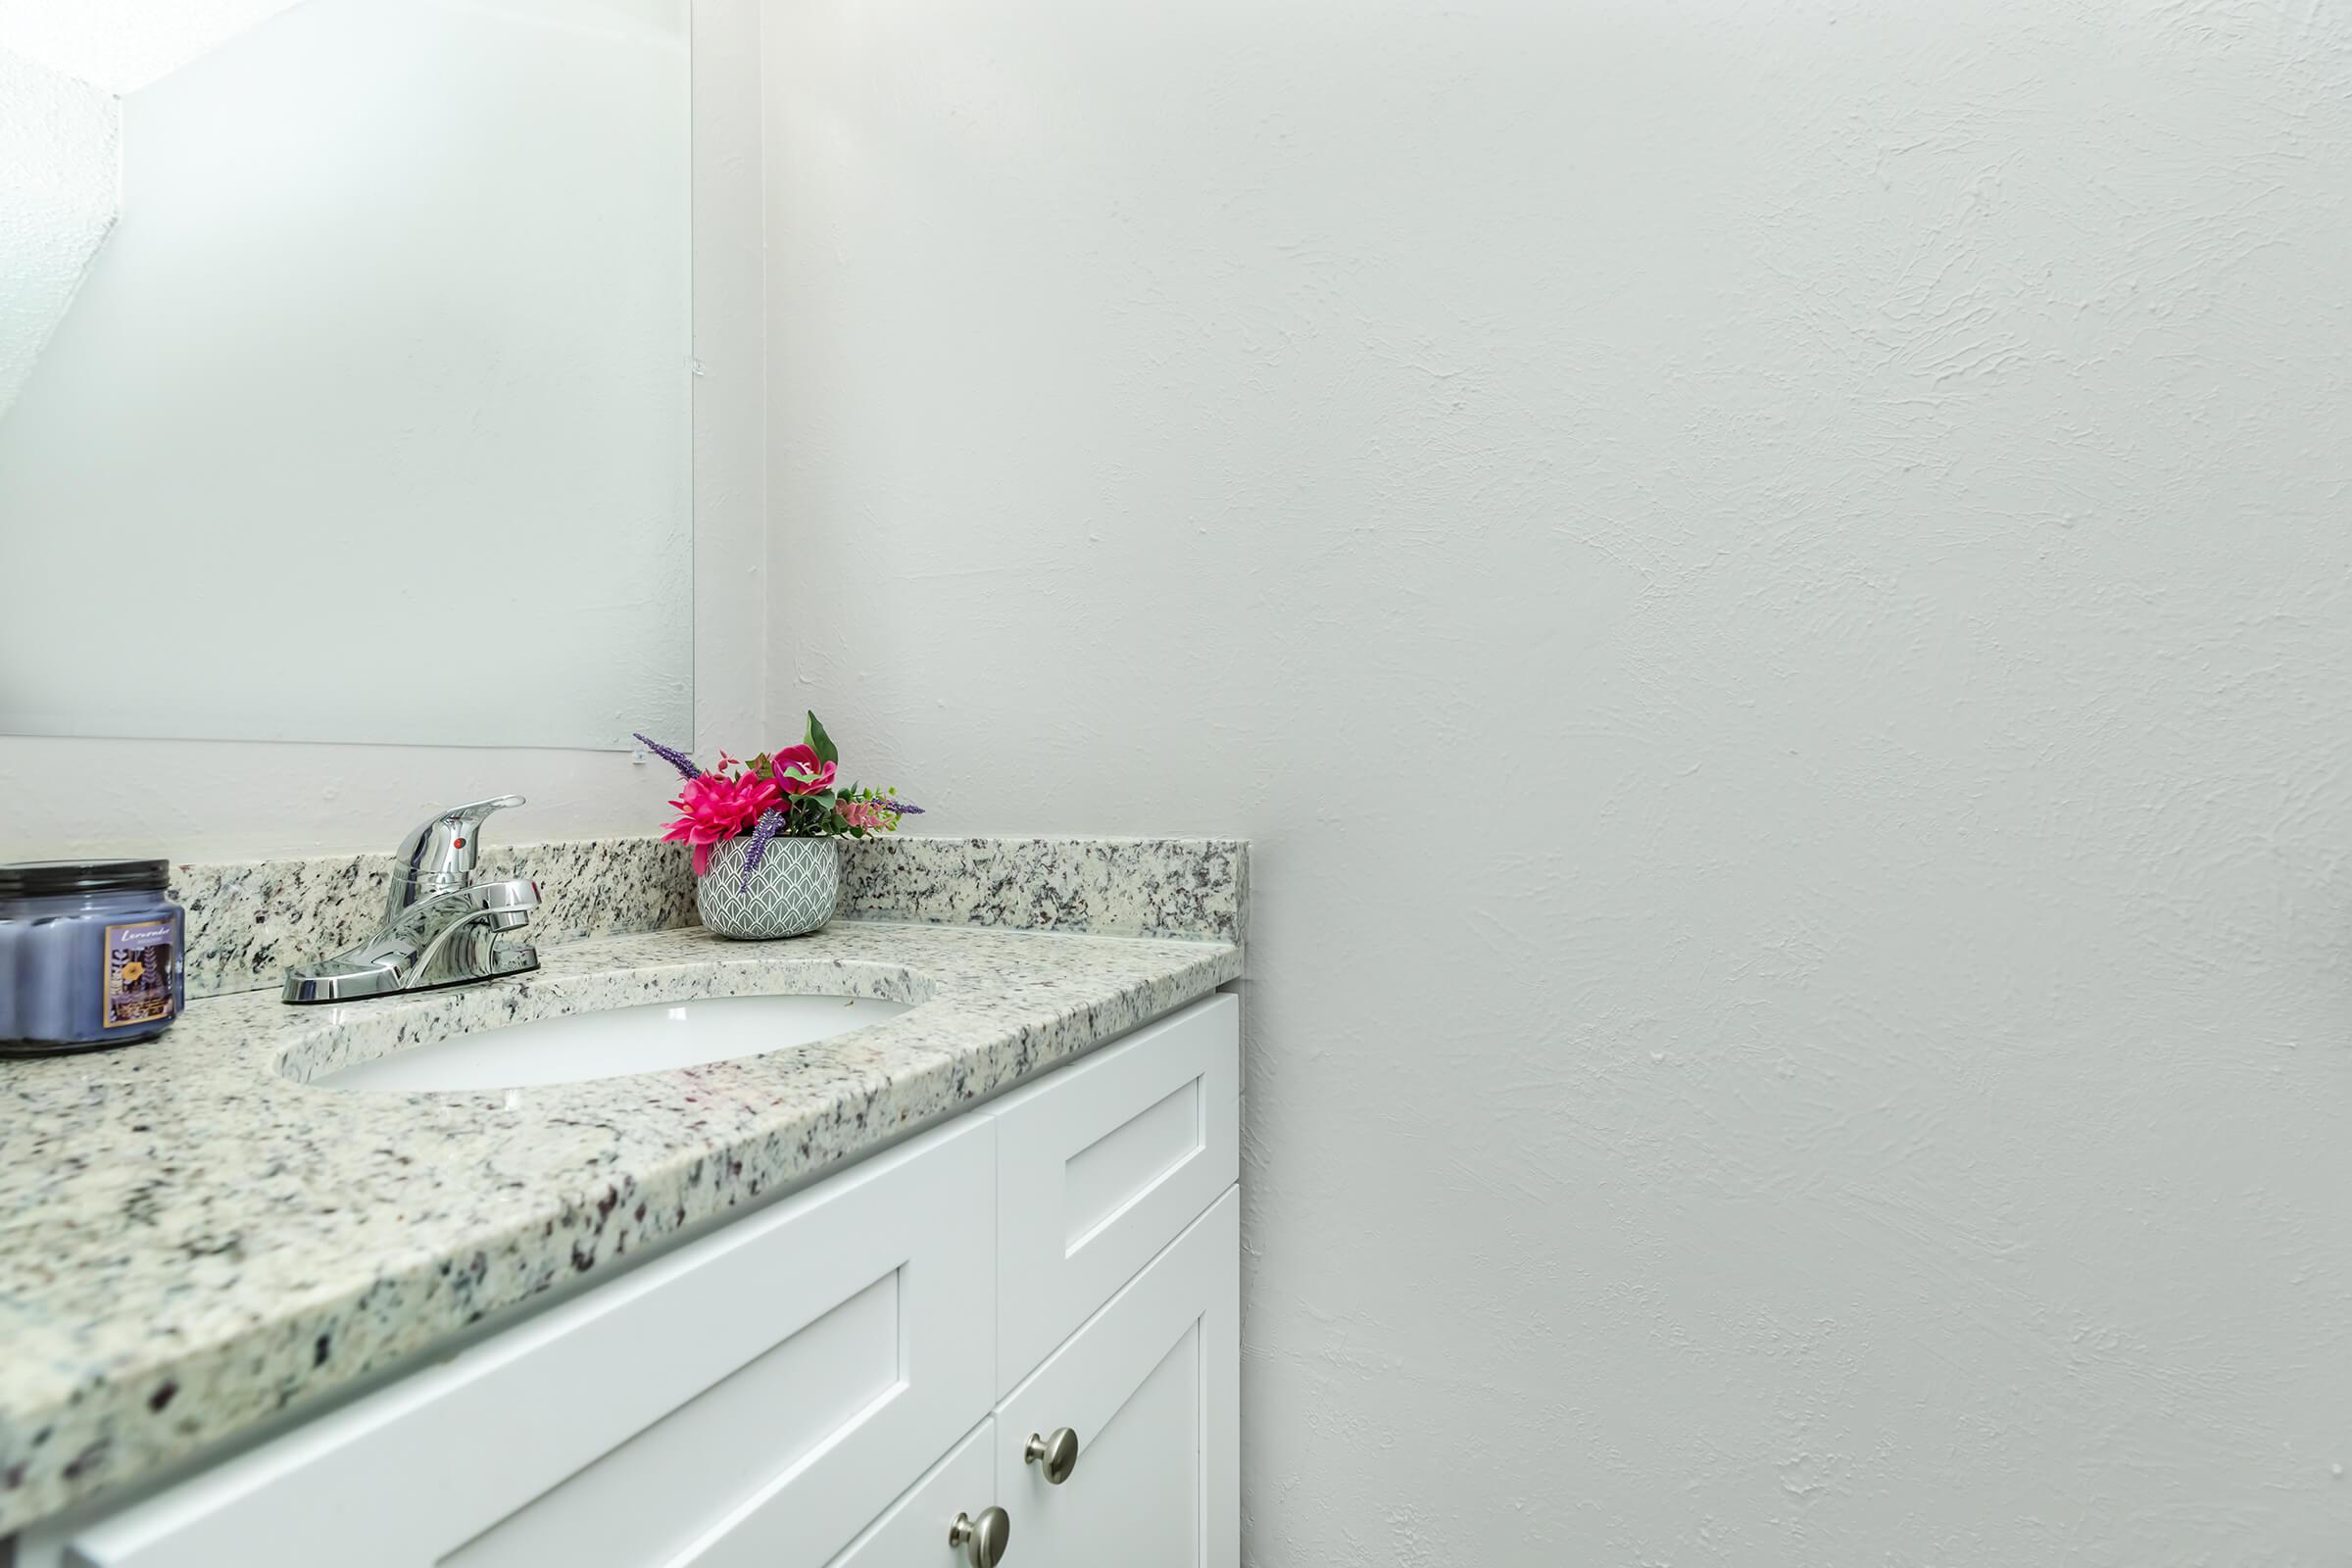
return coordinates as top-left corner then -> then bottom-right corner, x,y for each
0,918 -> 1243,1538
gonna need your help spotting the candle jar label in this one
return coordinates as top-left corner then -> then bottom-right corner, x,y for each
104,920 -> 177,1030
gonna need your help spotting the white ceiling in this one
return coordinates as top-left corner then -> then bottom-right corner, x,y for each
0,0 -> 315,418
0,0 -> 313,95
0,46 -> 117,420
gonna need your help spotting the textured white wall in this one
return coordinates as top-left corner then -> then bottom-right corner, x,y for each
0,0 -> 762,858
766,1 -> 2352,1560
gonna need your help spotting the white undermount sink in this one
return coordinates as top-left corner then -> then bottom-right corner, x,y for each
311,994 -> 914,1093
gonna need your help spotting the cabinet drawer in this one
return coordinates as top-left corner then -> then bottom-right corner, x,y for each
61,1117 -> 997,1568
995,1189 -> 1240,1568
992,995 -> 1239,1392
822,1420 -> 993,1568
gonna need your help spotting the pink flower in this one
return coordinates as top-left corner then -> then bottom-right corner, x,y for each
838,800 -> 889,830
769,744 -> 838,797
661,769 -> 783,876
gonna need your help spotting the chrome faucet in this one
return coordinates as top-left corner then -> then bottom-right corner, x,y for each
282,796 -> 541,1004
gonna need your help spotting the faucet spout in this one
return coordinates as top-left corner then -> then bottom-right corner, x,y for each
399,879 -> 541,991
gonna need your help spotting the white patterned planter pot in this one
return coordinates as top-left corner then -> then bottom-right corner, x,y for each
696,837 -> 841,940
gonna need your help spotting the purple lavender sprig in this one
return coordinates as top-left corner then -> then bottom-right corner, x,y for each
740,807 -> 787,891
883,798 -> 925,815
632,732 -> 703,781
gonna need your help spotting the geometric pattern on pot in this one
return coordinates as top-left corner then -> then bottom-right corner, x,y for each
695,836 -> 842,940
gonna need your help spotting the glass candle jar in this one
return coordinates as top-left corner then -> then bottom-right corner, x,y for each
0,859 -> 185,1055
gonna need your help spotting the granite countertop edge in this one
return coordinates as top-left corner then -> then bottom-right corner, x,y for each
0,918 -> 1244,1538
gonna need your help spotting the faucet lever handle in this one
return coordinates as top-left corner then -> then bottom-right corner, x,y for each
388,795 -> 525,913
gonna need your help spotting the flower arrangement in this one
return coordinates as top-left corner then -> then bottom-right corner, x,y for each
633,712 -> 922,888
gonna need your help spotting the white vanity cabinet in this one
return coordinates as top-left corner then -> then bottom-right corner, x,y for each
20,996 -> 1241,1568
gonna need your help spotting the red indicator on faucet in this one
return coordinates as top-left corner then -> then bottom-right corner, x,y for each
453,838 -> 466,850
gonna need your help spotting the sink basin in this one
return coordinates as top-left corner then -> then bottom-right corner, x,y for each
311,993 -> 914,1093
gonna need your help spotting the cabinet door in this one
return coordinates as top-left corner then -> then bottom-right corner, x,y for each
993,995 -> 1239,1395
994,1190 -> 1238,1568
823,1421 -> 995,1568
60,1117 -> 998,1568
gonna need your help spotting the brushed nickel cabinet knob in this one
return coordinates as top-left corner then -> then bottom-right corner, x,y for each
949,1506 -> 1011,1567
1024,1427 -> 1081,1485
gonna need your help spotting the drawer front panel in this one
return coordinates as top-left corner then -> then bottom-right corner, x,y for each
993,995 -> 1239,1393
67,1118 -> 998,1568
995,1190 -> 1240,1568
449,1272 -> 901,1568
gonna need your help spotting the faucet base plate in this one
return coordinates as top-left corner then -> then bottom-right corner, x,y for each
281,947 -> 539,1005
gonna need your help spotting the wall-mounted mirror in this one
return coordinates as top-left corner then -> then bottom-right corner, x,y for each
0,0 -> 694,752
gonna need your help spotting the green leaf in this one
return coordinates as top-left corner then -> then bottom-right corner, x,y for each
806,711 -> 839,766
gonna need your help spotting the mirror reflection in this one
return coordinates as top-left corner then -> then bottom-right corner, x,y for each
0,0 -> 694,751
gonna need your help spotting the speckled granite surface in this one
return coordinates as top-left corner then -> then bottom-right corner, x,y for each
0,920 -> 1242,1537
840,837 -> 1248,946
172,835 -> 1245,1001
